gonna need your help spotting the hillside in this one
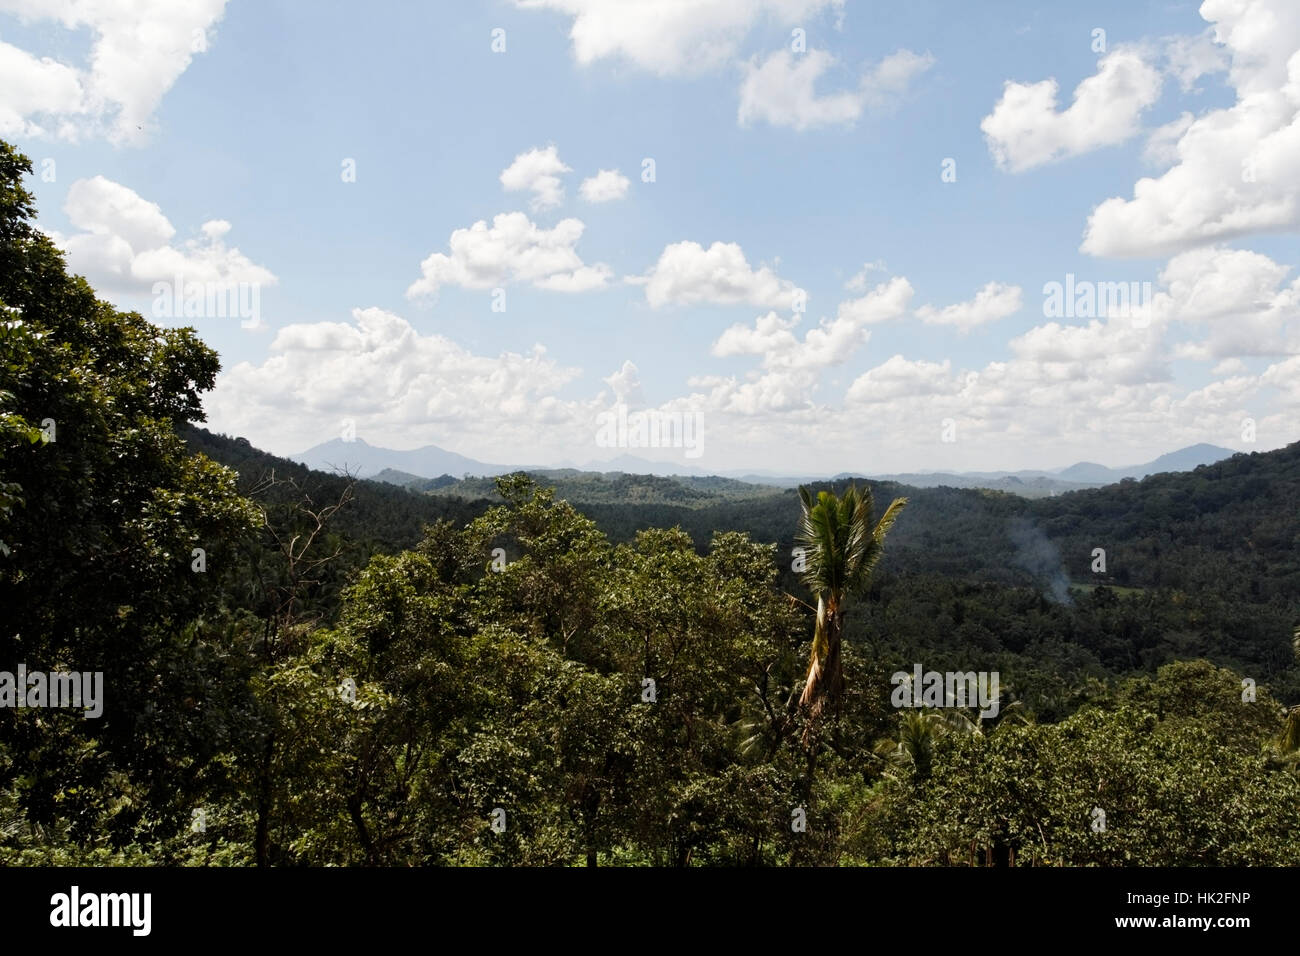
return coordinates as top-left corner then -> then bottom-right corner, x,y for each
186,425 -> 1300,695
419,469 -> 781,506
193,426 -> 1300,607
181,426 -> 491,554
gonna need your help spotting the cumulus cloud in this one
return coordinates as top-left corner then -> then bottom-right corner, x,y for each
500,145 -> 571,211
845,355 -> 962,404
631,239 -> 804,308
513,0 -> 844,75
1157,246 -> 1300,358
207,306 -> 586,454
860,48 -> 936,109
1163,30 -> 1229,91
712,276 -> 912,370
711,310 -> 800,359
0,41 -> 86,139
579,168 -> 630,202
406,212 -> 611,298
738,49 -> 863,129
844,260 -> 887,291
603,359 -> 645,404
915,281 -> 1023,332
833,276 -> 916,333
49,175 -> 275,294
737,47 -> 933,130
0,0 -> 227,143
699,276 -> 912,416
1142,111 -> 1195,167
1082,0 -> 1300,257
981,48 -> 1163,172
1008,316 -> 1169,386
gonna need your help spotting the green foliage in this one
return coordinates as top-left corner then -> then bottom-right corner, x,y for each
0,140 -> 260,848
878,665 -> 1300,866
2,138 -> 1297,867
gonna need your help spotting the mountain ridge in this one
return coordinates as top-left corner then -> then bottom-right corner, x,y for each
292,436 -> 1240,494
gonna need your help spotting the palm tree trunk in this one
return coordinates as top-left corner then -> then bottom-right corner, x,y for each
800,598 -> 845,725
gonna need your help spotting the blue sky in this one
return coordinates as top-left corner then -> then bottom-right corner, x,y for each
4,0 -> 1298,474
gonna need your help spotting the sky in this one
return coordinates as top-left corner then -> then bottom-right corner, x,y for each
3,0 -> 1298,475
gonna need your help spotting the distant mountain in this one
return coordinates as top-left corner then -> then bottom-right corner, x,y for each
292,437 -> 1240,496
1057,443 -> 1235,483
180,426 -> 493,553
847,472 -> 1099,498
293,437 -> 513,479
192,424 -> 1297,597
1054,462 -> 1114,483
1135,443 -> 1237,477
852,443 -> 1239,496
372,467 -> 458,490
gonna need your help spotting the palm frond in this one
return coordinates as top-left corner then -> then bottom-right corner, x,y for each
1282,706 -> 1300,756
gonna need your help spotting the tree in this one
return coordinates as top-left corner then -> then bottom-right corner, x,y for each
0,139 -> 259,847
794,484 -> 906,731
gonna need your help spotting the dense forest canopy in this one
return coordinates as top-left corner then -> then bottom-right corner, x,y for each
2,140 -> 1298,866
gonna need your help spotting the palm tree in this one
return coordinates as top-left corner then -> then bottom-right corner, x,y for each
873,711 -> 945,780
794,483 -> 906,726
1281,705 -> 1300,758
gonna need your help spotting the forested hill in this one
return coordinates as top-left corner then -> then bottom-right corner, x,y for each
180,425 -> 491,553
389,468 -> 781,505
189,424 -> 1299,609
187,425 -> 1298,699
1031,443 -> 1300,600
558,442 -> 1299,599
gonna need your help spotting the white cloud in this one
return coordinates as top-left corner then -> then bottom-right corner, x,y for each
738,49 -> 863,130
1082,0 -> 1300,257
579,168 -> 630,202
532,264 -> 615,292
832,276 -> 915,335
737,47 -> 933,130
846,355 -> 960,404
1008,317 -> 1169,385
1260,353 -> 1300,402
1163,31 -> 1229,91
406,212 -> 611,298
207,307 -> 586,455
701,276 -> 912,414
860,48 -> 936,109
632,239 -> 803,308
1141,111 -> 1195,168
709,275 -> 911,374
513,0 -> 843,75
603,359 -> 644,404
1157,246 -> 1300,358
981,48 -> 1163,172
0,41 -> 86,139
500,145 -> 571,211
844,260 -> 887,291
0,0 -> 227,143
50,175 -> 275,293
915,281 -> 1023,332
711,310 -> 799,359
